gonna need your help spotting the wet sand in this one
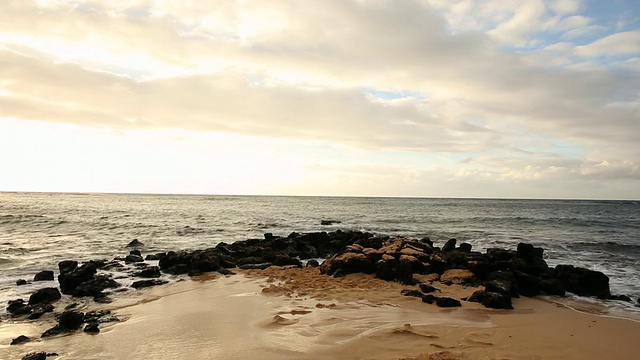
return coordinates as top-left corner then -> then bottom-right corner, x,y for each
1,267 -> 639,359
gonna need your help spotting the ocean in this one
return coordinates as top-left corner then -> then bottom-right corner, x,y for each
1,192 -> 639,318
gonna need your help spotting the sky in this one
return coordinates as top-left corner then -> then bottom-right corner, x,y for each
0,0 -> 639,199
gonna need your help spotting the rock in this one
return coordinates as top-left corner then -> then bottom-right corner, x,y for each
124,254 -> 144,263
10,335 -> 31,345
555,265 -> 611,298
93,294 -> 113,304
238,263 -> 272,270
319,252 -> 374,276
58,263 -> 97,294
611,294 -> 632,302
135,266 -> 161,278
72,275 -> 121,297
487,271 -> 519,297
333,269 -> 346,278
58,260 -> 78,274
419,283 -> 438,293
395,257 -> 416,285
217,267 -> 235,275
21,352 -> 47,360
58,310 -> 85,329
457,243 -> 472,252
320,220 -> 341,225
131,279 -> 168,289
7,299 -> 32,316
28,287 -> 61,305
540,278 -> 565,296
440,269 -> 477,285
485,279 -> 513,297
467,290 -> 513,309
163,263 -> 189,274
401,289 -> 424,298
421,294 -> 436,304
126,239 -> 145,247
27,304 -> 54,319
305,259 -> 320,268
83,323 -> 100,333
516,243 -> 536,260
16,279 -> 28,286
514,270 -> 541,297
84,309 -> 112,323
41,325 -> 66,338
34,271 -> 54,281
145,253 -> 165,261
375,255 -> 396,281
129,249 -> 142,256
435,297 -> 462,307
442,239 -> 457,253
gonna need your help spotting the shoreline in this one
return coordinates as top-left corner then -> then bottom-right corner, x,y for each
2,268 -> 639,359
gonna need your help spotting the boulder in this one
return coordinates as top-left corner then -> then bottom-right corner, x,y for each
7,299 -> 32,316
487,271 -> 519,297
305,259 -> 320,268
435,297 -> 462,308
514,270 -> 541,297
16,279 -> 28,286
419,283 -> 438,293
131,279 -> 168,289
457,243 -> 472,252
319,252 -> 374,276
442,239 -> 457,253
58,263 -> 97,294
375,255 -> 396,281
400,289 -> 424,298
395,257 -> 416,285
485,279 -> 513,297
58,310 -> 85,329
84,323 -> 100,333
21,352 -> 48,360
28,287 -> 61,305
555,265 -> 611,299
540,278 -> 565,296
124,254 -> 144,263
467,290 -> 513,309
135,266 -> 161,278
58,260 -> 78,274
33,271 -> 54,282
71,275 -> 121,297
10,335 -> 31,345
126,239 -> 145,247
28,304 -> 54,319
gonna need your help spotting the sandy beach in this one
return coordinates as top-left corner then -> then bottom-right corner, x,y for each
1,266 -> 638,360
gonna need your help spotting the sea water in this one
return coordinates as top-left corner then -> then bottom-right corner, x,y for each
1,192 -> 639,317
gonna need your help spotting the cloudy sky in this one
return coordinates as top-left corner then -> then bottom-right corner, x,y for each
1,0 -> 639,199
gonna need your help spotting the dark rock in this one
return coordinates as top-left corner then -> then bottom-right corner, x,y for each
58,263 -> 97,294
272,255 -> 302,267
467,290 -> 513,309
28,287 -> 61,305
58,310 -> 85,329
41,325 -> 67,338
355,237 -> 384,250
555,265 -> 611,298
34,270 -> 54,281
72,275 -> 121,297
419,283 -> 438,293
421,294 -> 436,304
435,297 -> 461,307
124,254 -> 144,263
58,260 -> 78,274
395,257 -> 416,285
83,323 -> 100,333
238,263 -> 272,270
21,352 -> 47,360
135,266 -> 161,278
400,289 -> 424,298
264,233 -> 274,240
7,299 -> 31,316
611,294 -> 632,302
306,259 -> 320,268
131,279 -> 168,289
420,237 -> 433,246
457,243 -> 472,252
93,294 -> 113,304
333,269 -> 346,278
516,243 -> 536,260
217,267 -> 235,275
10,335 -> 31,345
129,249 -> 142,256
487,271 -> 519,297
514,270 -> 541,297
65,303 -> 79,310
145,253 -> 165,261
84,309 -> 111,323
28,303 -> 54,319
16,279 -> 28,286
126,239 -> 145,247
320,220 -> 341,225
375,256 -> 396,281
485,279 -> 513,297
465,259 -> 495,280
442,239 -> 457,253
540,278 -> 566,296
163,263 -> 189,274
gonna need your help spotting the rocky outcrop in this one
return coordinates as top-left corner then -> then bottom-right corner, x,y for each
555,265 -> 611,298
